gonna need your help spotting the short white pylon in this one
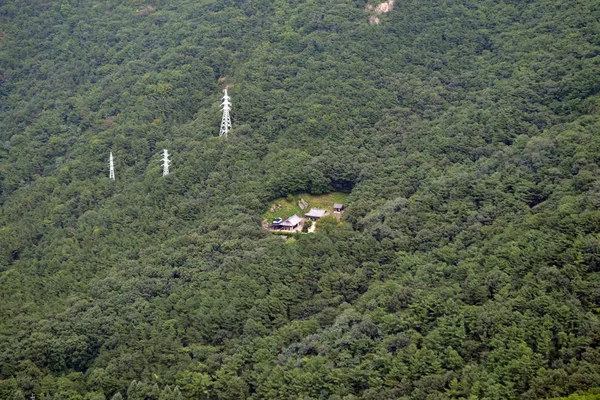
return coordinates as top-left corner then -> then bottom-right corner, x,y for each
161,149 -> 171,176
219,89 -> 232,138
109,152 -> 115,180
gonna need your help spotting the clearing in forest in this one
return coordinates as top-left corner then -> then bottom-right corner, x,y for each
263,192 -> 349,222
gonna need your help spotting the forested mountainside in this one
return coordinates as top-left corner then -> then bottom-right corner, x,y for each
1,0 -> 600,399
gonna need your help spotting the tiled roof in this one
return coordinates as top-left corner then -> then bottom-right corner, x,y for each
305,208 -> 329,218
281,214 -> 302,226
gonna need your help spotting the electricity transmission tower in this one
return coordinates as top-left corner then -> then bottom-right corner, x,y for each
161,149 -> 171,176
109,152 -> 115,180
219,88 -> 232,137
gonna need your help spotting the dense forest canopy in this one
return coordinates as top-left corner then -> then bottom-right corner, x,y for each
1,0 -> 600,399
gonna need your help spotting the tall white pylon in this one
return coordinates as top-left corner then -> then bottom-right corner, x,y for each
109,152 -> 115,181
219,88 -> 232,138
161,149 -> 171,176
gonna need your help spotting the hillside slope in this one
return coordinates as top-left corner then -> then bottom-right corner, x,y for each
1,0 -> 600,399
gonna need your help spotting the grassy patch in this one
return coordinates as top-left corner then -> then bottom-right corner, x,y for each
263,192 -> 349,222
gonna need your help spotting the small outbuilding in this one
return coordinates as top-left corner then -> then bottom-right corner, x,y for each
333,203 -> 345,213
305,208 -> 330,221
270,218 -> 284,230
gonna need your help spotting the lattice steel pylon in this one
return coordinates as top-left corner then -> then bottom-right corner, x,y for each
161,149 -> 171,176
219,88 -> 232,138
109,152 -> 115,180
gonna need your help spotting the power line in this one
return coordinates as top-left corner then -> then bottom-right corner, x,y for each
109,152 -> 115,180
161,149 -> 171,176
219,88 -> 232,138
